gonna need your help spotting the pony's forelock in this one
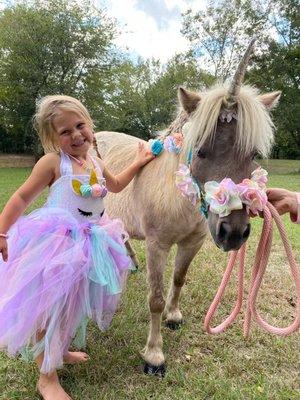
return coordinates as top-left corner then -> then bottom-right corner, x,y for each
182,84 -> 275,159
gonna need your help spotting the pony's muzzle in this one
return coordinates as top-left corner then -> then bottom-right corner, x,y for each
216,220 -> 251,251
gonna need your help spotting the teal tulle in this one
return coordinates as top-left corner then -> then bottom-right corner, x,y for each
89,225 -> 127,295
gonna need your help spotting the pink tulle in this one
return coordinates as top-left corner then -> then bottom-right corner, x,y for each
0,207 -> 131,373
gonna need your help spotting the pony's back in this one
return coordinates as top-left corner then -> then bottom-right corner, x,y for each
96,131 -> 142,160
94,131 -> 148,238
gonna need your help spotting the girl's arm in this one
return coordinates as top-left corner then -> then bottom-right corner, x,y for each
102,142 -> 154,193
0,153 -> 57,261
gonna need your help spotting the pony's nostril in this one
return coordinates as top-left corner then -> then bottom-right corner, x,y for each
243,223 -> 251,239
218,222 -> 228,241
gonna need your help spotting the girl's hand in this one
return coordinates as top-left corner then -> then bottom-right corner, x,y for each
0,238 -> 8,262
134,142 -> 155,168
103,142 -> 155,193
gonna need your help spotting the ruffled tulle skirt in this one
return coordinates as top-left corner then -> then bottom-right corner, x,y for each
0,207 -> 131,373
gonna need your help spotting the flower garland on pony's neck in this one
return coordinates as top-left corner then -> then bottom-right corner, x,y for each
149,131 -> 268,218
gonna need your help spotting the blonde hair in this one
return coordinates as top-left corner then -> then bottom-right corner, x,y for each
33,95 -> 94,153
183,84 -> 274,159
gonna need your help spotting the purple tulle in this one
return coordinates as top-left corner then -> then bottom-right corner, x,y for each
0,207 -> 131,373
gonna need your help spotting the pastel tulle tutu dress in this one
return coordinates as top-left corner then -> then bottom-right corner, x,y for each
0,151 -> 132,373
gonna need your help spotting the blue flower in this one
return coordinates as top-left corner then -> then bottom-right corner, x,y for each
80,184 -> 92,197
150,139 -> 164,156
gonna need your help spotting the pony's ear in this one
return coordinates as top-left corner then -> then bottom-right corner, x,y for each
178,87 -> 201,114
258,91 -> 281,110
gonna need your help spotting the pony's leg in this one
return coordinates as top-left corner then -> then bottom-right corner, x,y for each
142,238 -> 171,376
125,240 -> 139,271
164,233 -> 206,330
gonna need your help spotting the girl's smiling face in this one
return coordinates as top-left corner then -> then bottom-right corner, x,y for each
53,110 -> 94,157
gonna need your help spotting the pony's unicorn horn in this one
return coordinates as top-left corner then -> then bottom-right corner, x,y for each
226,38 -> 256,107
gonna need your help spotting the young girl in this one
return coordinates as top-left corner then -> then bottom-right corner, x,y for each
0,95 -> 154,400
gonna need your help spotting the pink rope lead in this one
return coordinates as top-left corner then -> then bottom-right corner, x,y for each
204,202 -> 300,336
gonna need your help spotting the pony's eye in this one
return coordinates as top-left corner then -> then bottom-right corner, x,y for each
78,208 -> 93,217
197,149 -> 207,158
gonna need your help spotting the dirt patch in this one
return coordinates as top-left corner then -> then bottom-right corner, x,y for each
0,154 -> 35,168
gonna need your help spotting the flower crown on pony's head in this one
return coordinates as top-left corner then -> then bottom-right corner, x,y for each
72,169 -> 107,199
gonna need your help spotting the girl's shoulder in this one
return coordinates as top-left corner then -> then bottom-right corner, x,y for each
34,152 -> 60,169
34,152 -> 61,182
37,151 -> 59,160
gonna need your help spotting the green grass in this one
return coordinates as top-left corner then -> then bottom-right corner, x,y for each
0,163 -> 299,399
259,159 -> 300,174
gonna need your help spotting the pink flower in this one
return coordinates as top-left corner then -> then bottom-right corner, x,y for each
251,167 -> 268,189
205,178 -> 243,217
91,183 -> 107,198
214,186 -> 229,206
173,132 -> 184,148
164,133 -> 183,154
237,179 -> 267,214
175,164 -> 199,206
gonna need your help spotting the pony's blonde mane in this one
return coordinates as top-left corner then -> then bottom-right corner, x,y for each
159,110 -> 189,140
183,84 -> 275,159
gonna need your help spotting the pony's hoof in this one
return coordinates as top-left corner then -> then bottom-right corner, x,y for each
165,320 -> 184,330
143,362 -> 166,377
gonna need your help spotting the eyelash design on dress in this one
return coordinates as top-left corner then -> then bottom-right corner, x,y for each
78,208 -> 93,217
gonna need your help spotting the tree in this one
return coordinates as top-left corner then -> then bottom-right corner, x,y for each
0,0 -> 116,154
181,0 -> 272,80
248,0 -> 300,158
143,53 -> 214,135
93,54 -> 214,139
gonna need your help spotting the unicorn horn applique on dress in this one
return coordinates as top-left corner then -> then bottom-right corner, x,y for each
72,169 -> 108,199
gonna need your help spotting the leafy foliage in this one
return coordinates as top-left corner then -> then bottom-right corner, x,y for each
95,55 -> 214,139
181,0 -> 271,80
0,0 -> 298,159
0,0 -> 116,154
248,0 -> 300,158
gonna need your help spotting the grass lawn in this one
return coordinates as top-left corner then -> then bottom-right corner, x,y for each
0,160 -> 299,400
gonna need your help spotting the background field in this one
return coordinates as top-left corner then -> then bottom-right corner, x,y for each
0,160 -> 299,400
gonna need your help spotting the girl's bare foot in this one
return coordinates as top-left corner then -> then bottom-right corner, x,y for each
63,351 -> 90,364
37,372 -> 72,400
